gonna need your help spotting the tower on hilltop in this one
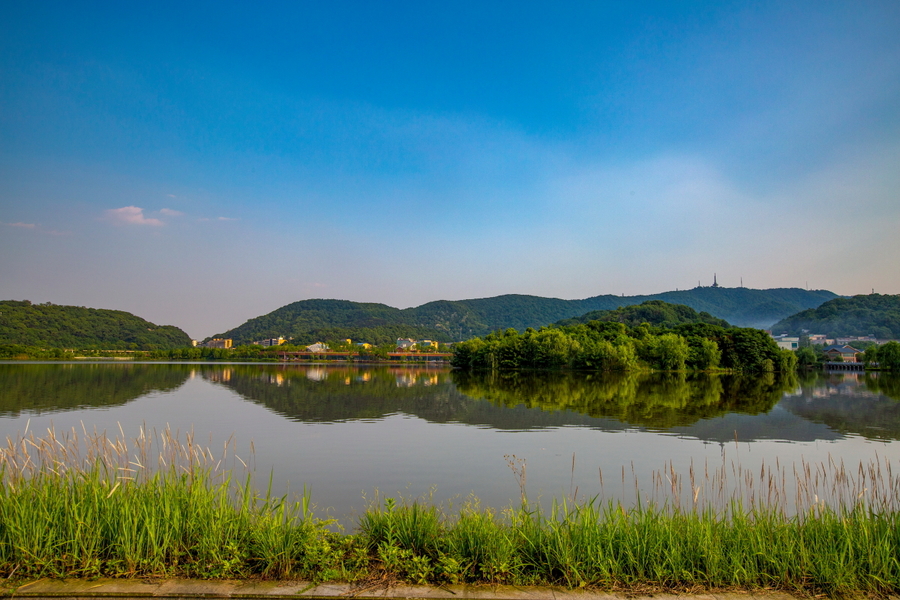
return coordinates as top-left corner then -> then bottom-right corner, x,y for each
711,274 -> 719,288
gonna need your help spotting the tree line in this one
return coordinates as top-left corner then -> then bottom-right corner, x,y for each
450,321 -> 798,373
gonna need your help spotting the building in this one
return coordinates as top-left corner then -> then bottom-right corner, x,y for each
305,342 -> 329,353
205,338 -> 233,349
253,337 -> 286,347
823,344 -> 863,363
773,336 -> 800,350
396,338 -> 417,351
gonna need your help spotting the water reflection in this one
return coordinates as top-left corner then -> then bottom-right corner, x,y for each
778,371 -> 900,441
452,370 -> 793,429
2,363 -> 899,444
201,365 -> 478,424
0,363 -> 191,417
197,364 -> 900,442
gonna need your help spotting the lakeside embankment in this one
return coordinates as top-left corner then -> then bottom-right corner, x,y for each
0,579 -> 804,600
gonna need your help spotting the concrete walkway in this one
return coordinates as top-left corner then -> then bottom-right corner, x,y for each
0,579 -> 807,600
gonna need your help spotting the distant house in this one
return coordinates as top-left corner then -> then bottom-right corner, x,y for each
823,344 -> 862,363
355,342 -> 373,350
417,339 -> 438,350
396,338 -> 417,351
306,342 -> 329,353
773,336 -> 800,350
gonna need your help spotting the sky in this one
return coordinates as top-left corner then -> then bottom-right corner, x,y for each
2,1 -> 899,339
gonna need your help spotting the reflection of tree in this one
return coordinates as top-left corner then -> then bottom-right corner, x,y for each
0,364 -> 192,416
778,372 -> 900,441
863,373 -> 900,401
451,370 -> 791,429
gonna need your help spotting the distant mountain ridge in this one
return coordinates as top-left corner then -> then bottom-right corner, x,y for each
213,287 -> 838,345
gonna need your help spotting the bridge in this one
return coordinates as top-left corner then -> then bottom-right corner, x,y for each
823,361 -> 866,372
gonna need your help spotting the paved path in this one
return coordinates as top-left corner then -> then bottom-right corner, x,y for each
0,579 -> 809,600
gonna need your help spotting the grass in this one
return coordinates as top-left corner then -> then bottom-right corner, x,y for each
1,426 -> 899,595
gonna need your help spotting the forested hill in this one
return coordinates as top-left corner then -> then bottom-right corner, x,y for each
0,300 -> 192,349
770,294 -> 900,339
554,300 -> 731,328
213,287 -> 836,345
214,299 -> 446,347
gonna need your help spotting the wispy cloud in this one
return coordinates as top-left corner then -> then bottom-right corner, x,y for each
104,206 -> 164,226
159,208 -> 183,216
217,216 -> 237,221
2,221 -> 70,235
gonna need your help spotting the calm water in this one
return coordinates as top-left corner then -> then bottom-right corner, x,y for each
1,362 -> 899,523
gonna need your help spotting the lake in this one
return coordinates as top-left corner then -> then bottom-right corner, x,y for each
1,362 -> 899,524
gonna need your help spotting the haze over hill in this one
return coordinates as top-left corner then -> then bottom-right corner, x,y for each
213,287 -> 837,345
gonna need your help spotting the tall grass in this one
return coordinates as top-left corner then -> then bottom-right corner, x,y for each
1,426 -> 899,595
0,425 -> 347,579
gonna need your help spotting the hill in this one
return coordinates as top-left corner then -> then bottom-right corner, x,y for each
0,300 -> 192,350
554,300 -> 731,328
770,294 -> 900,339
212,287 -> 837,345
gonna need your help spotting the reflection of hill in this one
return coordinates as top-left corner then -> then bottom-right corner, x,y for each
0,363 -> 192,416
202,365 -> 792,434
201,365 -> 477,423
452,371 -> 791,429
777,372 -> 900,441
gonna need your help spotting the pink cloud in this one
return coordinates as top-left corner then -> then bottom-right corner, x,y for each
104,206 -> 164,226
159,208 -> 183,216
5,222 -> 36,228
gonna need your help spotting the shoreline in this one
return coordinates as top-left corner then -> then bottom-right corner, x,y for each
0,578 -> 809,600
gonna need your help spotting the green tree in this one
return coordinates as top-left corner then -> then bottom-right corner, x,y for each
776,348 -> 798,372
639,333 -> 690,371
688,338 -> 721,370
862,345 -> 879,368
795,346 -> 819,370
878,341 -> 900,372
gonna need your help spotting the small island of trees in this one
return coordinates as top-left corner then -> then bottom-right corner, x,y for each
451,321 -> 797,373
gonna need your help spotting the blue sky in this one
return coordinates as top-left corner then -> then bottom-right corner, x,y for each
2,1 -> 899,338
